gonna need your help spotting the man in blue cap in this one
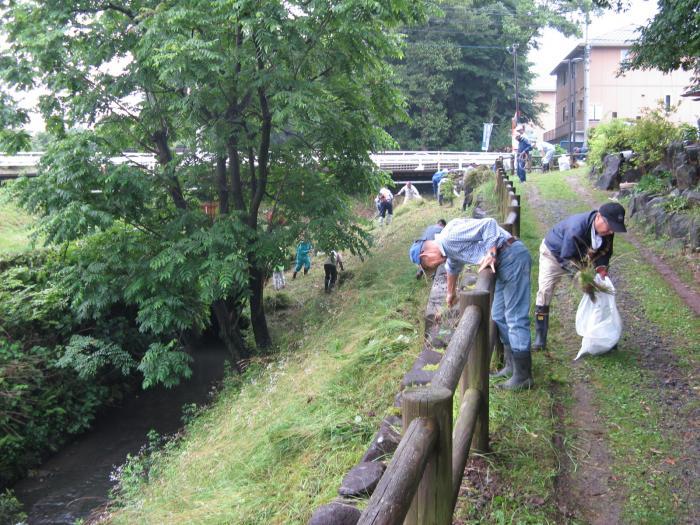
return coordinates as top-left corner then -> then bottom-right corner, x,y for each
410,219 -> 446,279
411,217 -> 533,391
533,202 -> 627,351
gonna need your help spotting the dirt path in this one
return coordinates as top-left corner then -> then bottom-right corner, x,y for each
523,182 -> 625,524
562,173 -> 700,522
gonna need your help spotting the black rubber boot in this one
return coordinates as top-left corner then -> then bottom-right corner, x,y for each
533,305 -> 549,351
490,344 -> 513,378
497,351 -> 534,391
292,271 -> 297,280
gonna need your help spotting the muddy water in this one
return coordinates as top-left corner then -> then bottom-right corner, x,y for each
12,344 -> 229,524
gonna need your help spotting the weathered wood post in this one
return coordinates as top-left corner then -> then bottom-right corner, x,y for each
402,386 -> 453,525
510,154 -> 515,177
458,290 -> 490,453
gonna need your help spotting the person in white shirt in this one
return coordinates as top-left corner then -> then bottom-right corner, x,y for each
323,250 -> 344,292
537,141 -> 556,172
377,187 -> 393,225
396,181 -> 421,203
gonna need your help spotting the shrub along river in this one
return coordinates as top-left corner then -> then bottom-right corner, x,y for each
12,344 -> 229,524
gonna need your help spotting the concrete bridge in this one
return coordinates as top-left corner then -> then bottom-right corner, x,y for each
1,151 -> 513,188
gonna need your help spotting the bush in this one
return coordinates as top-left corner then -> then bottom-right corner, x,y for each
626,103 -> 683,168
588,119 -> 631,170
635,172 -> 672,194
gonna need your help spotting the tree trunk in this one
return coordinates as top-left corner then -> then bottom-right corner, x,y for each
212,299 -> 249,372
248,265 -> 271,348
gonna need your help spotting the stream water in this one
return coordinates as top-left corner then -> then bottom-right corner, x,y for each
12,344 -> 229,524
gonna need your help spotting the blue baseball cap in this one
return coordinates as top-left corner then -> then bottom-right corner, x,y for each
409,240 -> 424,265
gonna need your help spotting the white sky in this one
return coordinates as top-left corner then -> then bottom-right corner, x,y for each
529,0 -> 659,91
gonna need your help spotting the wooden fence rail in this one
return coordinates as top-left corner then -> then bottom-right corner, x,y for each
356,158 -> 521,525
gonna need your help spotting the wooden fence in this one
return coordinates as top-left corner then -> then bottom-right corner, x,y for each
357,158 -> 520,525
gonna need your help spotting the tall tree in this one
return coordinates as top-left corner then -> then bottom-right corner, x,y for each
0,0 -> 426,385
389,0 -> 579,151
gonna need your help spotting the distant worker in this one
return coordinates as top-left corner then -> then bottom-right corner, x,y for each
432,169 -> 448,198
292,238 -> 313,279
515,124 -> 532,183
377,187 -> 394,226
272,264 -> 286,290
533,202 -> 627,351
396,181 -> 421,202
537,140 -> 556,172
410,219 -> 446,279
323,250 -> 345,292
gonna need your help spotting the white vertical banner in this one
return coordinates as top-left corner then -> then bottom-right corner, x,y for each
481,123 -> 494,151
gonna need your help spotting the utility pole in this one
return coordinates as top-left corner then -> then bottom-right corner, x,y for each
511,43 -> 519,123
583,10 -> 591,148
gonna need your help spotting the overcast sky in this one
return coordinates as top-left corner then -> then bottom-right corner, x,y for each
528,0 -> 659,90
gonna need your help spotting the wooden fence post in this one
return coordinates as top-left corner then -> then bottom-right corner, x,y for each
402,387 -> 453,525
458,290 -> 490,453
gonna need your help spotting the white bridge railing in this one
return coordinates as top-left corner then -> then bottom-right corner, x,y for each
1,151 -> 512,178
371,151 -> 512,171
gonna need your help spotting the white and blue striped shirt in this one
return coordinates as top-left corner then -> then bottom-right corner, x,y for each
435,218 -> 512,275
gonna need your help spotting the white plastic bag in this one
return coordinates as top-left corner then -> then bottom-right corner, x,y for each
558,156 -> 571,171
574,275 -> 622,360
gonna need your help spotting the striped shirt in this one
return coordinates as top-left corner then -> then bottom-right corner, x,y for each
435,218 -> 512,275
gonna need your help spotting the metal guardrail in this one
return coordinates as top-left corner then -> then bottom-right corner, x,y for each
1,151 -> 514,179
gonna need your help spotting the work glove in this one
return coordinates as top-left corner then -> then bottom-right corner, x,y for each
595,266 -> 608,278
561,260 -> 579,277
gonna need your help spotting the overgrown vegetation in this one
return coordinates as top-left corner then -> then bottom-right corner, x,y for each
587,103 -> 688,171
105,201 -> 462,524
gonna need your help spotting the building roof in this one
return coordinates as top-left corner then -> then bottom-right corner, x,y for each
549,25 -> 639,76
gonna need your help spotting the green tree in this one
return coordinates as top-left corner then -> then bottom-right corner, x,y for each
1,0 -> 427,383
388,0 -> 579,151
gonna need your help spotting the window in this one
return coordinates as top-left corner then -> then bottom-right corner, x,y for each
562,106 -> 567,122
612,111 -> 618,118
665,95 -> 671,111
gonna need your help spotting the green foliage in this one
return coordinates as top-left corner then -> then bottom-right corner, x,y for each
0,490 -> 26,525
1,0 -> 429,361
439,177 -> 455,204
587,119 -> 631,169
618,0 -> 699,92
678,123 -> 699,143
0,339 -> 109,487
660,196 -> 690,214
588,104 -> 685,171
625,103 -> 684,168
388,0 -> 580,150
137,342 -> 193,389
635,172 -> 672,194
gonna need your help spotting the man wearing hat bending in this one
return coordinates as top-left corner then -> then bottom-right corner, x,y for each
532,202 -> 627,352
411,217 -> 534,391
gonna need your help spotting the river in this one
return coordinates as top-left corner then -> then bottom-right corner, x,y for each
12,344 -> 229,524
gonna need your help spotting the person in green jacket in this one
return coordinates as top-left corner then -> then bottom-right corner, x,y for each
293,239 -> 313,279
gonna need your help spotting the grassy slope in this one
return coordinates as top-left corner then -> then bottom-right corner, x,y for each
107,199 -> 463,524
0,192 -> 33,254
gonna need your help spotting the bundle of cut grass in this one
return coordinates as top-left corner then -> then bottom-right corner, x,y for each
573,261 -> 614,302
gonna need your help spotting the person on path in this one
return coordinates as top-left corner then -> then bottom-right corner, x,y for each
537,140 -> 556,172
410,219 -> 446,280
432,169 -> 448,198
377,187 -> 393,226
515,125 -> 532,182
396,181 -> 421,203
411,217 -> 534,390
323,250 -> 345,292
533,202 -> 627,351
293,238 -> 313,279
